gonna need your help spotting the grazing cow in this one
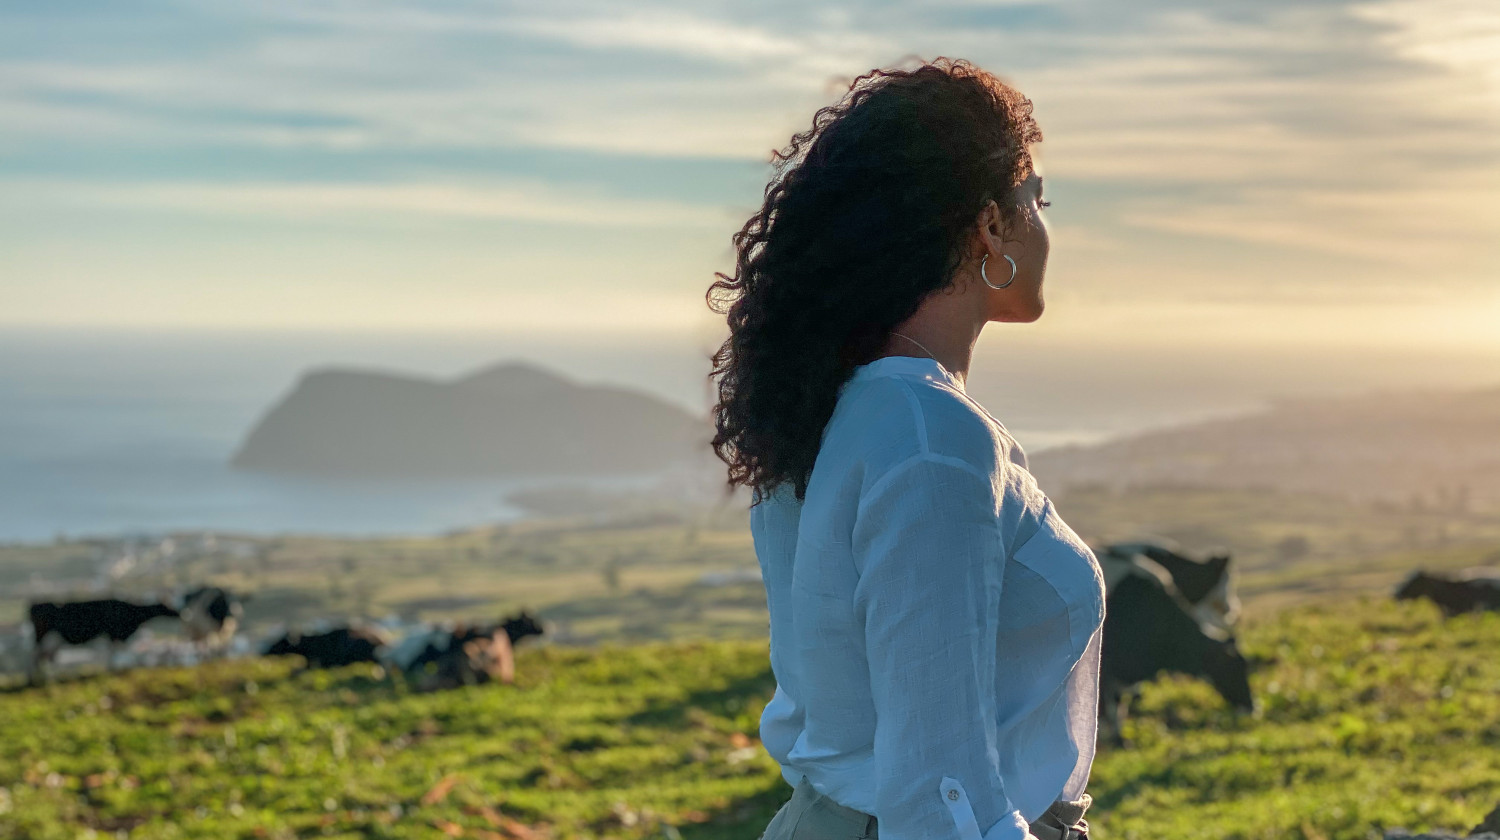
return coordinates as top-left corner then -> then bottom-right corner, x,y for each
392,611 -> 546,691
1099,563 -> 1254,745
1101,542 -> 1240,635
263,626 -> 390,669
1395,570 -> 1500,617
178,587 -> 245,654
410,627 -> 515,691
28,598 -> 180,682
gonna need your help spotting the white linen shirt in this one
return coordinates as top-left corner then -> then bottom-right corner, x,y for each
751,355 -> 1106,840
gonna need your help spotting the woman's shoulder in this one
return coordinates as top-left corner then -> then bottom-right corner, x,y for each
831,371 -> 1017,479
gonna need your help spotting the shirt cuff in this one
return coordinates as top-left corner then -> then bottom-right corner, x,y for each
982,809 -> 1035,840
939,777 -> 1034,840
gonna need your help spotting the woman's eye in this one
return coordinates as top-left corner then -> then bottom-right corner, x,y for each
1039,200 -> 1052,209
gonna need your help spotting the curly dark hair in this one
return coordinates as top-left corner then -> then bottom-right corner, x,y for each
705,57 -> 1043,504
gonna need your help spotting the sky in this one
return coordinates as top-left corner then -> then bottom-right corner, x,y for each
2,0 -> 1498,354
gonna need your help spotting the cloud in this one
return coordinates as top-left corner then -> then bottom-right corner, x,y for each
5,178 -> 739,229
1122,181 -> 1500,267
499,12 -> 807,63
1353,0 -> 1500,106
0,0 -> 1497,335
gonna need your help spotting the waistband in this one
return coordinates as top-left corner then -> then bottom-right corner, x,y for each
787,777 -> 1090,840
788,776 -> 880,837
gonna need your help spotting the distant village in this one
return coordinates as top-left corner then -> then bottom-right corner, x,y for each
0,525 -> 767,682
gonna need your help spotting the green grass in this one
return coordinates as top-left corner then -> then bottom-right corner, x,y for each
0,643 -> 786,840
3,597 -> 1500,840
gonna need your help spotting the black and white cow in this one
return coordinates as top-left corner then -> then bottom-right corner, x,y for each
1098,561 -> 1254,745
178,586 -> 246,654
1100,542 -> 1240,635
1395,569 -> 1500,617
388,611 -> 546,691
403,626 -> 515,691
28,598 -> 180,682
263,625 -> 390,670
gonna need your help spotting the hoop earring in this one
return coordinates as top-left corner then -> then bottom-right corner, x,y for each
981,254 -> 1017,290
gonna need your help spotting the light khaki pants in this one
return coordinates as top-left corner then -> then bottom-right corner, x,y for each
760,776 -> 1091,840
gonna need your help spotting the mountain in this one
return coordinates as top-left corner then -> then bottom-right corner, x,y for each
1028,385 -> 1500,507
231,361 -> 710,478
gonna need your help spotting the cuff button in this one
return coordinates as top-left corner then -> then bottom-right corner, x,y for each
946,789 -> 960,801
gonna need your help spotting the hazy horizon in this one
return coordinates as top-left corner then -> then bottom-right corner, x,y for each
3,0 -> 1498,541
2,324 -> 1497,543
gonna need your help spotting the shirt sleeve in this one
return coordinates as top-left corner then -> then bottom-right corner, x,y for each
852,454 -> 1035,840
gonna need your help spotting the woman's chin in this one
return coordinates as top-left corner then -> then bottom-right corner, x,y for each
993,297 -> 1045,323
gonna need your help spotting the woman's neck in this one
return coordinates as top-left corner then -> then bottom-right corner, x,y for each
877,296 -> 985,387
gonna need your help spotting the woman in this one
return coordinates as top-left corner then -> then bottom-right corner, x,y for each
706,59 -> 1106,840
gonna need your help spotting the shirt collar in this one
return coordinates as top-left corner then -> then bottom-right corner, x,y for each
848,355 -> 965,393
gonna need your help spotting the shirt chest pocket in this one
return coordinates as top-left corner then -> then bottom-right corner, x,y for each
1007,509 -> 1106,657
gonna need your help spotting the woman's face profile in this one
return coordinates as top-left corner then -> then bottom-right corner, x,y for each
977,161 -> 1050,324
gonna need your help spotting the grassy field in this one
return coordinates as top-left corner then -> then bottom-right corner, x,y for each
3,596 -> 1499,840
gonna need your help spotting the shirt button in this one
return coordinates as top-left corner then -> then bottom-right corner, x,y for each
947,790 -> 960,802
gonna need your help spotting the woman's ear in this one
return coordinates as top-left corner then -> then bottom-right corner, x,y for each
979,199 -> 1003,237
977,199 -> 1012,252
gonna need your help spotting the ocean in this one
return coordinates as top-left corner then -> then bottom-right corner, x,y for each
2,327 -> 1495,544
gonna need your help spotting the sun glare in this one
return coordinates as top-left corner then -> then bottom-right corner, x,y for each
1356,0 -> 1500,106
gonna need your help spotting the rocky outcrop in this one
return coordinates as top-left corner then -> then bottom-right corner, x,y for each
232,361 -> 709,479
